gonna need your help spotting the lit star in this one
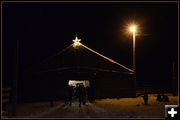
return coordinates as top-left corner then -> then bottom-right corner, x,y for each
72,35 -> 81,47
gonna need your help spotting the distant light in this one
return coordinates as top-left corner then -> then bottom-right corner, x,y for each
68,80 -> 90,87
72,35 -> 81,47
129,25 -> 137,33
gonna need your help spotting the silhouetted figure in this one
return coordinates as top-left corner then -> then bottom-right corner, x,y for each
156,94 -> 163,102
64,86 -> 69,105
91,88 -> 95,103
67,85 -> 74,106
87,87 -> 95,103
76,84 -> 84,107
82,85 -> 87,105
142,92 -> 148,105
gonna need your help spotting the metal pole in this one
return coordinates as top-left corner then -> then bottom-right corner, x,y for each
133,31 -> 136,72
133,31 -> 136,96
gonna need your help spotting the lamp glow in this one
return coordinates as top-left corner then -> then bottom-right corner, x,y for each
129,25 -> 137,33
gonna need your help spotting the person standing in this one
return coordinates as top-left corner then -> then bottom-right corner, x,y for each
82,85 -> 87,105
142,91 -> 149,105
76,84 -> 83,107
68,85 -> 74,106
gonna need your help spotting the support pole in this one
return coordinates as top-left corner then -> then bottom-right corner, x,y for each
133,31 -> 136,97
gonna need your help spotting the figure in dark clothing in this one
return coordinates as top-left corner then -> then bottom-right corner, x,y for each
142,92 -> 148,105
76,84 -> 84,107
156,94 -> 163,102
64,86 -> 69,105
87,87 -> 95,103
67,85 -> 74,106
82,86 -> 87,105
162,95 -> 169,102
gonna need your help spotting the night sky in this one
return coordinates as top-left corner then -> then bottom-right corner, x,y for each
3,2 -> 178,90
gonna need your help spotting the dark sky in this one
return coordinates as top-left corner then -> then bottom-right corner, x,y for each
3,2 -> 178,88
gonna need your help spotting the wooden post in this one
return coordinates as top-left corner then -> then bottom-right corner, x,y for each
12,40 -> 19,117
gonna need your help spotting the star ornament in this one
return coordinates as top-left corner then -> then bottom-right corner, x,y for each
73,36 -> 81,47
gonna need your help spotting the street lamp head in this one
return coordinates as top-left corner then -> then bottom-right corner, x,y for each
129,25 -> 137,33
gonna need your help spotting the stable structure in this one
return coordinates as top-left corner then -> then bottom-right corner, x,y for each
24,35 -> 136,102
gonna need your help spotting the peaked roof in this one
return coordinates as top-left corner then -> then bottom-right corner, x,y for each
37,36 -> 134,74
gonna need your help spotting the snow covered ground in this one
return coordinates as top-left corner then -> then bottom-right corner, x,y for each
14,94 -> 178,118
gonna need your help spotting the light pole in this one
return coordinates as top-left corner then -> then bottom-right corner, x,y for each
129,24 -> 137,96
129,25 -> 137,74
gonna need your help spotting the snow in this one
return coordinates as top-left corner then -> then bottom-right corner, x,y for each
95,95 -> 178,118
13,94 -> 178,118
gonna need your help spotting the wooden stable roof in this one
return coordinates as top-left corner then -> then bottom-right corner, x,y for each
37,36 -> 134,75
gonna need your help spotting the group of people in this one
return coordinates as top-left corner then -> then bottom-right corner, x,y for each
141,91 -> 169,105
65,83 -> 87,107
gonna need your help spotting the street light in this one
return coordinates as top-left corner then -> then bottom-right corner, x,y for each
129,24 -> 137,97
